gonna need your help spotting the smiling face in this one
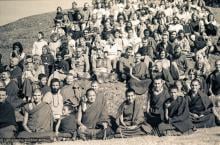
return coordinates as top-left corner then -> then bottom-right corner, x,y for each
66,75 -> 74,85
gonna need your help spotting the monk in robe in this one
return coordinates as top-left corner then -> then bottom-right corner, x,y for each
1,71 -> 24,109
18,89 -> 53,138
77,88 -> 114,140
55,104 -> 78,139
207,59 -> 220,97
146,77 -> 170,129
186,79 -> 216,128
0,88 -> 17,138
128,53 -> 152,95
115,89 -> 152,138
60,74 -> 81,107
159,86 -> 193,136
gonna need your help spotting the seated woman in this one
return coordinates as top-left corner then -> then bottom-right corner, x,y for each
77,88 -> 113,140
115,89 -> 152,138
128,53 -> 152,95
0,88 -> 17,138
186,79 -> 216,128
18,89 -> 53,138
159,86 -> 194,136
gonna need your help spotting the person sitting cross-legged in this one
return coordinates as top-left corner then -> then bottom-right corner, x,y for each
115,89 -> 152,138
158,85 -> 194,136
186,79 -> 216,128
0,88 -> 17,138
77,88 -> 114,140
18,89 -> 54,139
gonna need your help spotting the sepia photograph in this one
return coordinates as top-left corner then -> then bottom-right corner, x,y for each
0,0 -> 220,144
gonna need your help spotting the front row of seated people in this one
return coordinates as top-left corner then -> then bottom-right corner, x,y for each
0,76 -> 218,139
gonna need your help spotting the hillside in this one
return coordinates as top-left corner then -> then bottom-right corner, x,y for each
0,7 -> 220,64
0,6 -> 220,145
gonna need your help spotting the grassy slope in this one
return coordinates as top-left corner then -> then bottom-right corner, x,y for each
1,7 -> 220,145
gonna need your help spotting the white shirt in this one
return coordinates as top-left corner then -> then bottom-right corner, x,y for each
32,39 -> 47,56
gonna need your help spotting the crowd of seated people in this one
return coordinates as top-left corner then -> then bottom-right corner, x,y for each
0,0 -> 220,141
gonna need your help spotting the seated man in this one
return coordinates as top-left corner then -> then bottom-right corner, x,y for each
43,78 -> 64,121
170,45 -> 189,80
146,77 -> 170,129
207,59 -> 220,97
0,88 -> 17,138
1,70 -> 24,109
128,53 -> 152,95
159,86 -> 194,136
19,89 -> 53,138
150,61 -> 174,87
72,47 -> 90,79
186,79 -> 216,128
91,49 -> 112,83
115,89 -> 152,138
77,88 -> 113,140
60,74 -> 81,107
118,46 -> 134,82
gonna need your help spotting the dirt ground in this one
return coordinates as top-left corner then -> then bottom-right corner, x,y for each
0,2 -> 220,145
35,127 -> 220,145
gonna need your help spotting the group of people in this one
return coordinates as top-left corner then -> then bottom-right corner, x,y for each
0,0 -> 220,141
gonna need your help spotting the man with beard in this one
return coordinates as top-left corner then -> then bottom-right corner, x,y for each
43,78 -> 63,121
170,45 -> 189,80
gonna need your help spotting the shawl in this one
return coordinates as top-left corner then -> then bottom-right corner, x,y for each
166,97 -> 193,133
81,95 -> 108,129
24,102 -> 53,132
116,98 -> 145,126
